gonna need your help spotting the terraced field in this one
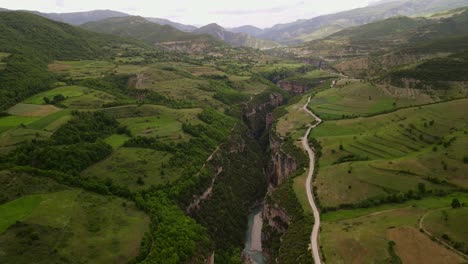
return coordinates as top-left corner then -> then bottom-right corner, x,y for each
24,86 -> 116,109
103,104 -> 203,141
310,99 -> 468,207
48,60 -> 116,79
308,79 -> 463,119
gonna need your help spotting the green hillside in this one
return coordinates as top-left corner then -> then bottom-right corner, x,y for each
0,11 -> 144,110
81,16 -> 213,44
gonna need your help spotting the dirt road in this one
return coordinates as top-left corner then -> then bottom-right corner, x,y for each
301,96 -> 322,264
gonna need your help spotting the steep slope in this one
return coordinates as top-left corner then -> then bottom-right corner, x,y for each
80,16 -> 222,54
194,23 -> 280,49
145,17 -> 197,32
37,9 -> 128,25
81,16 -> 204,43
259,0 -> 468,44
228,25 -> 264,37
290,7 -> 468,60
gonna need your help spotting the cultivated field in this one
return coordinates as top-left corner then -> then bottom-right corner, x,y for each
320,193 -> 468,264
311,99 -> 468,206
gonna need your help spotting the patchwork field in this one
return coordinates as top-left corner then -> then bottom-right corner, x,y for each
0,171 -> 149,264
308,79 -> 451,120
310,98 -> 468,207
103,104 -> 202,141
320,193 -> 468,264
48,60 -> 116,79
0,110 -> 73,154
24,86 -> 116,109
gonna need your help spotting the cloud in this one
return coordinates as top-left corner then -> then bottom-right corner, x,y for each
55,0 -> 65,8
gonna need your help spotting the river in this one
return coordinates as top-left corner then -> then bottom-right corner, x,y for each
244,205 -> 266,264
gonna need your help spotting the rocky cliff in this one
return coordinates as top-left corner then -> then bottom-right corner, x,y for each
277,80 -> 310,94
243,93 -> 284,138
267,133 -> 297,187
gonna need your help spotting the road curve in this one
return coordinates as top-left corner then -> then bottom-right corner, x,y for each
301,96 -> 322,264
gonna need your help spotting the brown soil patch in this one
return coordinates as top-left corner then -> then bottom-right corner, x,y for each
336,238 -> 368,264
8,104 -> 61,117
48,62 -> 70,72
387,226 -> 464,264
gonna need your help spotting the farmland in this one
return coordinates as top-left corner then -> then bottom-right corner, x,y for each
307,79 -> 457,120
320,193 -> 468,263
309,98 -> 468,207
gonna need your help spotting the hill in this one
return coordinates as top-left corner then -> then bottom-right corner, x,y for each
258,0 -> 468,44
145,17 -> 197,32
80,16 -> 222,53
0,11 -> 143,110
228,25 -> 264,37
194,23 -> 280,49
37,9 -> 128,25
82,16 -> 206,43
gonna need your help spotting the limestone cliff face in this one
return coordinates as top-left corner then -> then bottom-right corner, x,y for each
277,80 -> 310,94
267,133 -> 297,187
243,93 -> 284,138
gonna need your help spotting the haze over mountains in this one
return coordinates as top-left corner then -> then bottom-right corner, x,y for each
2,0 -> 468,48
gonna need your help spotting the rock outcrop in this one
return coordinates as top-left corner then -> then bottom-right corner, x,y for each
267,133 -> 297,187
277,80 -> 310,94
243,93 -> 284,138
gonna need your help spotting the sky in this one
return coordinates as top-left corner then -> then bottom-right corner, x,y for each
0,0 -> 375,28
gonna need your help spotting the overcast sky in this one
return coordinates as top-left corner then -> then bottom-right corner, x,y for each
0,0 -> 375,28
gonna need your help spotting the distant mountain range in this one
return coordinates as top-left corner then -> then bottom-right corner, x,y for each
194,24 -> 280,49
1,0 -> 467,47
230,0 -> 468,44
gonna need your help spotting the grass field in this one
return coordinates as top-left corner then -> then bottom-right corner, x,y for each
308,79 -> 437,119
320,193 -> 468,263
423,207 -> 468,253
311,99 -> 468,206
112,105 -> 202,141
0,195 -> 43,233
104,134 -> 130,148
82,147 -> 179,190
48,60 -> 116,79
0,172 -> 149,264
7,103 -> 61,116
24,86 -> 115,108
0,110 -> 73,154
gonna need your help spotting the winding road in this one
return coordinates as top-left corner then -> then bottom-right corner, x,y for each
301,96 -> 322,264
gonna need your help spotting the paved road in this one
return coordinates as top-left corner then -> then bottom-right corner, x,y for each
301,96 -> 322,264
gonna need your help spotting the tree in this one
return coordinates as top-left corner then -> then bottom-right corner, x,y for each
137,176 -> 145,185
451,198 -> 461,208
43,97 -> 50,104
418,183 -> 426,194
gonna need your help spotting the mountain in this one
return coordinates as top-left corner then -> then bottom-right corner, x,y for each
37,9 -> 128,25
259,0 -> 468,44
80,16 -> 222,53
228,25 -> 264,37
145,17 -> 197,32
0,8 -> 198,31
0,11 -> 140,109
194,23 -> 280,49
296,6 -> 468,59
